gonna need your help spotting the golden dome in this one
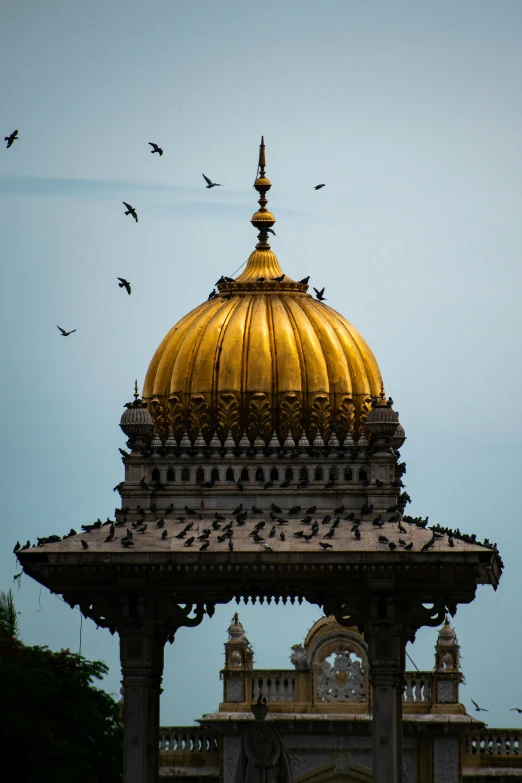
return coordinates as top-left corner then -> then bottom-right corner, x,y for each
143,139 -> 383,443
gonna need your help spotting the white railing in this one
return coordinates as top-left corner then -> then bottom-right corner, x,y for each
403,673 -> 432,703
252,672 -> 296,702
159,728 -> 219,753
466,732 -> 520,756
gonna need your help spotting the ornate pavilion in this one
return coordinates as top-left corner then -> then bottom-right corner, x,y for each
18,139 -> 503,783
158,614 -> 522,783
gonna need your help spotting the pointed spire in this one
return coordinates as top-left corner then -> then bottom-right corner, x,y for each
251,136 -> 276,250
224,430 -> 236,458
134,380 -> 140,401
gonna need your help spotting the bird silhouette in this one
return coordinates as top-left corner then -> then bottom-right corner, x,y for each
57,325 -> 76,336
298,276 -> 310,285
319,542 -> 333,549
271,503 -> 282,513
237,480 -> 244,492
184,536 -> 195,547
202,173 -> 222,188
123,202 -> 138,222
471,699 -> 488,712
4,130 -> 18,148
119,448 -> 129,458
306,506 -> 317,514
280,531 -> 285,541
252,506 -> 264,514
148,142 -> 163,156
13,541 -> 21,553
267,229 -> 276,236
208,289 -> 217,299
288,506 -> 301,515
314,184 -> 325,190
81,539 -> 89,549
117,277 -> 131,295
228,538 -> 233,551
272,274 -> 285,282
313,287 -> 326,301
121,538 -> 135,547
510,708 -> 522,713
161,529 -> 168,539
199,541 -> 209,551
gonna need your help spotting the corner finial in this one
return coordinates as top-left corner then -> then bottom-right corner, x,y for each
134,380 -> 139,401
251,136 -> 276,250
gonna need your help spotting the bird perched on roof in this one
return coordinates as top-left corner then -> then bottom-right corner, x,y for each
161,529 -> 168,540
375,479 -> 386,487
271,503 -> 282,513
228,538 -> 234,551
323,529 -> 335,539
156,518 -> 165,528
81,539 -> 89,549
421,535 -> 436,551
208,289 -> 217,300
314,184 -> 325,190
233,504 -> 243,515
5,130 -> 18,148
354,528 -> 361,540
280,531 -> 285,541
184,506 -> 197,515
122,538 -> 135,547
313,287 -> 326,301
388,542 -> 397,550
148,142 -> 163,156
272,274 -> 284,282
448,536 -> 454,547
298,276 -> 310,285
57,325 -> 76,336
202,173 -> 222,188
165,504 -> 175,514
119,448 -> 129,458
319,542 -> 333,550
398,521 -> 407,534
13,541 -> 20,553
184,537 -> 195,547
123,202 -> 138,222
288,506 -> 301,515
321,515 -> 332,525
199,541 -> 209,551
378,535 -> 389,544
333,505 -> 345,515
404,542 -> 413,550
118,277 -> 131,295
306,506 -> 317,514
262,543 -> 273,551
252,506 -> 263,514
471,699 -> 488,712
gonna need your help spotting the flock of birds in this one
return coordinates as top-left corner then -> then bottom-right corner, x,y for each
5,129 -> 328,336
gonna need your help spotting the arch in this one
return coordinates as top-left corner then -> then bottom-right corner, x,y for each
285,468 -> 294,481
358,469 -> 368,481
255,467 -> 265,482
167,467 -> 175,482
151,468 -> 160,482
181,467 -> 190,481
299,467 -> 309,482
211,468 -> 220,482
270,467 -> 279,481
240,467 -> 250,482
314,466 -> 324,481
344,467 -> 352,481
196,467 -> 205,483
226,467 -> 235,482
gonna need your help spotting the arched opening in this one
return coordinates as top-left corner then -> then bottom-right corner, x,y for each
196,467 -> 205,483
314,466 -> 323,481
270,467 -> 279,481
151,469 -> 160,482
226,468 -> 235,482
285,468 -> 294,481
240,468 -> 250,482
358,469 -> 368,481
167,468 -> 175,482
344,467 -> 353,481
181,467 -> 190,481
211,468 -> 220,482
329,466 -> 338,481
299,467 -> 309,482
255,468 -> 265,482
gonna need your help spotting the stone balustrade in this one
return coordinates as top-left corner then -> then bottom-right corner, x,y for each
159,727 -> 219,753
466,731 -> 520,756
403,672 -> 432,703
251,671 -> 296,702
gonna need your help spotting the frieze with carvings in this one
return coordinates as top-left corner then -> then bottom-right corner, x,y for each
279,393 -> 302,440
248,393 -> 272,440
188,394 -> 210,440
309,395 -> 332,441
167,395 -> 185,442
217,393 -> 241,440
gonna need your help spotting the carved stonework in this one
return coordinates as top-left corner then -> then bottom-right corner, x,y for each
335,396 -> 355,444
149,398 -> 169,441
437,680 -> 457,704
288,752 -> 331,777
433,737 -> 459,783
188,395 -> 210,440
225,675 -> 245,703
316,649 -> 366,702
248,393 -> 272,440
223,736 -> 241,783
310,395 -> 332,441
354,397 -> 372,444
167,395 -> 185,441
279,393 -> 302,440
217,393 -> 240,440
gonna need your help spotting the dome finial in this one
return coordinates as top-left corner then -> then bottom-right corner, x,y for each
134,379 -> 139,401
251,136 -> 276,250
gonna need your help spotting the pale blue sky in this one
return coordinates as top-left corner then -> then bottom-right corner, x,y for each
2,0 -> 522,726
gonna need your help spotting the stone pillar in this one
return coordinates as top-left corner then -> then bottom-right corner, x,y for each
365,621 -> 406,783
120,627 -> 165,783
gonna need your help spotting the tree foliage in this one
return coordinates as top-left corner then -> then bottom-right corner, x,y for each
0,601 -> 122,783
0,588 -> 20,638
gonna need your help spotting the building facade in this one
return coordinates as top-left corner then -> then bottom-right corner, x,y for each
159,615 -> 521,783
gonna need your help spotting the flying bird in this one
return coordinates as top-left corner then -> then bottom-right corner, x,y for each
202,174 -> 222,188
510,708 -> 522,713
314,184 -> 325,190
313,287 -> 326,301
57,325 -> 76,336
122,202 -> 138,222
471,699 -> 488,713
117,277 -> 131,295
4,130 -> 18,148
267,229 -> 276,236
148,142 -> 163,156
